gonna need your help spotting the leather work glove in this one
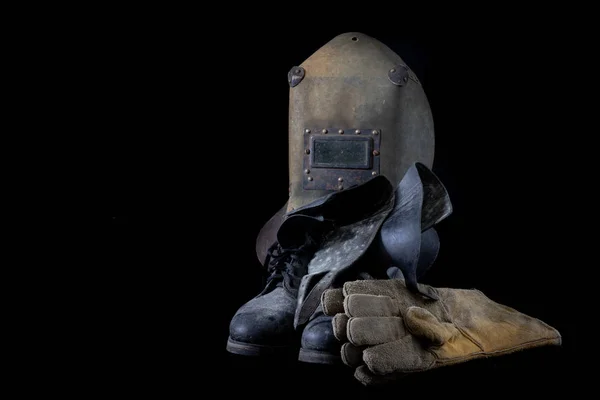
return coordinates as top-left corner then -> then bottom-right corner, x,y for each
321,278 -> 561,386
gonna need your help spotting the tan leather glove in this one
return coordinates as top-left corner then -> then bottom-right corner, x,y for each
321,278 -> 561,385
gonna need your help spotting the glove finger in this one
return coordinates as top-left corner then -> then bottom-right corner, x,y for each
354,365 -> 406,386
344,293 -> 400,317
321,288 -> 344,316
343,279 -> 407,298
343,279 -> 438,303
332,313 -> 348,342
362,335 -> 435,375
341,343 -> 364,368
347,316 -> 407,346
405,306 -> 459,345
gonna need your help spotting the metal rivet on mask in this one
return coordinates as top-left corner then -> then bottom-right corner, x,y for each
372,130 -> 379,135
305,149 -> 310,154
288,66 -> 305,87
338,129 -> 344,134
355,129 -> 360,134
305,169 -> 310,174
322,129 -> 328,134
308,176 -> 313,181
305,129 -> 311,134
388,64 -> 409,86
373,150 -> 380,156
372,171 -> 378,176
338,177 -> 343,182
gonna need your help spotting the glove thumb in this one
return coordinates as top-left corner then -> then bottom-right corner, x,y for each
404,306 -> 459,346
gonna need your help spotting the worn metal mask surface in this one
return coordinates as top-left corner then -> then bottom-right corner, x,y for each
287,31 -> 434,212
256,32 -> 435,266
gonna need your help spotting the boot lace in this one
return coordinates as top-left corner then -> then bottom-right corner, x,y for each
264,236 -> 318,292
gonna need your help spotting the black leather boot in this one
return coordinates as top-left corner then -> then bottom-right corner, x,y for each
297,270 -> 378,365
298,310 -> 341,364
226,215 -> 326,356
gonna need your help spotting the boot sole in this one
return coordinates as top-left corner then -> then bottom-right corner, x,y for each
226,337 -> 297,357
298,348 -> 342,365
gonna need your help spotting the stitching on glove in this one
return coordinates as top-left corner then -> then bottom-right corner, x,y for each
343,295 -> 356,317
434,336 -> 560,366
434,288 -> 485,352
346,317 -> 357,345
321,292 -> 331,316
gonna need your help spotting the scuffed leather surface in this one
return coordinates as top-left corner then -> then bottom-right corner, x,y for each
229,286 -> 297,346
300,311 -> 341,352
376,163 -> 452,297
294,193 -> 394,327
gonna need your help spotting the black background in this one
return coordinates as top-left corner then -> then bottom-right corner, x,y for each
106,21 -> 586,397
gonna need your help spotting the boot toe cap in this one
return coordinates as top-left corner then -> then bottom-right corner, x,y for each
229,289 -> 297,346
229,311 -> 295,345
301,315 -> 341,352
228,287 -> 298,347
